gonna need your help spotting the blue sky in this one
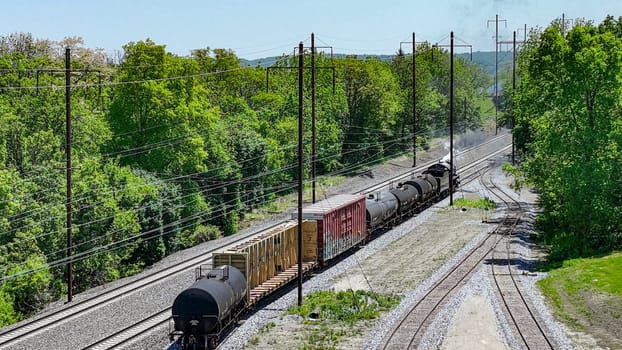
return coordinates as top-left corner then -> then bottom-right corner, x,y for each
1,0 -> 621,59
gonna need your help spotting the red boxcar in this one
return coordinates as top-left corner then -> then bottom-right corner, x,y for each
300,194 -> 367,263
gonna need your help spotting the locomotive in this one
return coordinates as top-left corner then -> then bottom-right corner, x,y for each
168,160 -> 458,350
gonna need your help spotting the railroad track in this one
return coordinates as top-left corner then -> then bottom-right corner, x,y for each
379,150 -> 519,349
83,307 -> 170,350
80,135 -> 512,349
485,172 -> 555,349
0,134 -> 511,349
99,138 -> 515,350
380,167 -> 509,349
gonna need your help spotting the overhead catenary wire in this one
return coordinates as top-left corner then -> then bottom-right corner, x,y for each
0,125 -> 462,280
0,131 -> 424,260
2,117 -> 462,211
2,90 -> 295,188
0,67 -> 251,91
0,175 -> 300,264
0,136 -> 298,228
3,112 -> 433,212
0,178 -> 301,278
0,151 -> 300,240
0,112 -> 302,209
23,180 -> 300,267
0,121 -> 461,233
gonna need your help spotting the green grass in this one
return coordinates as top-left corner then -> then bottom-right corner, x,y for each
452,197 -> 496,210
538,252 -> 622,297
285,289 -> 400,349
288,289 -> 400,323
537,252 -> 622,330
476,95 -> 496,116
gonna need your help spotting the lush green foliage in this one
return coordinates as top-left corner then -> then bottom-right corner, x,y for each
510,16 -> 622,260
0,32 -> 487,324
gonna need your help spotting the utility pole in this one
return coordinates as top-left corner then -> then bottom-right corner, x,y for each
561,13 -> 573,35
267,39 -> 334,204
311,33 -> 316,203
487,14 -> 507,135
301,36 -> 334,203
518,24 -> 528,43
399,33 -> 422,166
65,47 -> 73,303
411,32 -> 416,167
512,31 -> 516,165
297,42 -> 304,307
449,32 -> 454,206
499,32 -> 525,165
266,39 -> 335,305
464,98 -> 467,130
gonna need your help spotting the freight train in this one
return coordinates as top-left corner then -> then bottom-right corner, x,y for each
168,160 -> 458,350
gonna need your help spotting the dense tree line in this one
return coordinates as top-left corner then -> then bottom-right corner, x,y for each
509,16 -> 622,261
0,33 -> 488,326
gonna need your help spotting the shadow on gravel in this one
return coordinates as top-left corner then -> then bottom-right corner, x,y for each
483,256 -> 542,268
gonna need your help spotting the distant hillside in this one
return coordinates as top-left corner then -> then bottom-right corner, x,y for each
241,54 -> 395,68
461,51 -> 515,75
242,51 -> 514,76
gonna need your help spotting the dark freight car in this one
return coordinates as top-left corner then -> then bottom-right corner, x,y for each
390,182 -> 420,215
365,191 -> 399,230
171,265 -> 247,349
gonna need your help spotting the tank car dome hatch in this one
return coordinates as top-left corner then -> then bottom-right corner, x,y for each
172,265 -> 246,336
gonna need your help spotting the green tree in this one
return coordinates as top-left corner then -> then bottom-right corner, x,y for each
338,56 -> 402,164
0,289 -> 20,327
511,16 -> 622,259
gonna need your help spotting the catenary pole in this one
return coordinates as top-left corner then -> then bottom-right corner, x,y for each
449,33 -> 454,206
412,32 -> 417,167
297,42 -> 304,306
487,14 -> 506,134
65,47 -> 73,303
512,31 -> 516,165
497,15 -> 500,135
311,33 -> 317,203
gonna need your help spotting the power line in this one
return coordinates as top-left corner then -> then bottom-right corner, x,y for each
0,179 -> 303,279
0,67 -> 250,91
0,124 -> 461,280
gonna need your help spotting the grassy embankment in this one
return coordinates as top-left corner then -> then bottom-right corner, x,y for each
537,252 -> 622,348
